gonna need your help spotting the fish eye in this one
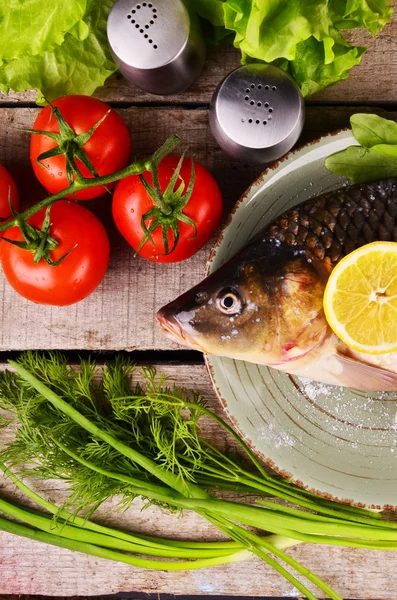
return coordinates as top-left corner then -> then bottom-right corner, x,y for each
216,288 -> 242,315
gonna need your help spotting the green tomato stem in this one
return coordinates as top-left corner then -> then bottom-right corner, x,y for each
0,135 -> 180,234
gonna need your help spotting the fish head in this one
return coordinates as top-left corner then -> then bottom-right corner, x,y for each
157,242 -> 330,365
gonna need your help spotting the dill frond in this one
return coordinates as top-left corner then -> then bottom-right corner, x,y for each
0,351 -> 247,516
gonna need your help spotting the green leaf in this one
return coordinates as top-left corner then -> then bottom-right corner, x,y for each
285,33 -> 365,97
190,0 -> 393,97
224,1 -> 336,63
0,0 -> 88,63
371,144 -> 397,157
329,0 -> 393,35
68,18 -> 90,41
350,113 -> 397,147
325,145 -> 397,183
188,0 -> 225,26
0,0 -> 117,102
186,0 -> 231,45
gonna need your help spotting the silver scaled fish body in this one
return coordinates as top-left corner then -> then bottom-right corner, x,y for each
157,179 -> 397,391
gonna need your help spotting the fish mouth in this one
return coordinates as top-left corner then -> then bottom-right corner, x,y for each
156,310 -> 186,345
156,309 -> 204,352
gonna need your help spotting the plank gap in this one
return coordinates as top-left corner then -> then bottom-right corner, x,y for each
0,349 -> 204,365
0,595 -> 311,600
306,100 -> 397,110
4,99 -> 397,110
0,101 -> 212,110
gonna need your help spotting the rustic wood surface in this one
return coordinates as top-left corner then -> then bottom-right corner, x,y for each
0,13 -> 397,600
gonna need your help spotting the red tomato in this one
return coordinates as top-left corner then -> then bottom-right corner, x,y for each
112,156 -> 223,263
0,163 -> 19,219
0,201 -> 110,305
30,96 -> 131,201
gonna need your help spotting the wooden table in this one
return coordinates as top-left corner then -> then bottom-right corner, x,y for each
1,13 -> 397,600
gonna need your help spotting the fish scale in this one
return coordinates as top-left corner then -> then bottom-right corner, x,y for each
266,179 -> 397,263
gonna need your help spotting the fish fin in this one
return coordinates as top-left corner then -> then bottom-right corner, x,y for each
333,352 -> 397,392
311,256 -> 333,280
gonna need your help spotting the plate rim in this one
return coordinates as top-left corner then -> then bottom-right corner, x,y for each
206,126 -> 351,276
205,127 -> 396,510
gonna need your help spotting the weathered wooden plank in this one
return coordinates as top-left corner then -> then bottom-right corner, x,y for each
0,12 -> 396,106
0,362 -> 396,599
0,106 -> 394,352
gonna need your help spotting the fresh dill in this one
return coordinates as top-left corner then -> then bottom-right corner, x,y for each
1,351 -> 396,600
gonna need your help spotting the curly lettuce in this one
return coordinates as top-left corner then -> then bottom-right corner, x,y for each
0,0 -> 88,64
189,0 -> 393,97
0,0 -> 116,102
0,0 -> 117,103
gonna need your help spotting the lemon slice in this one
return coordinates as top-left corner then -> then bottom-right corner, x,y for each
324,242 -> 397,354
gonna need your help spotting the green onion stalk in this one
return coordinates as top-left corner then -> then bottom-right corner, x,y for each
0,470 -> 253,571
1,353 -> 396,600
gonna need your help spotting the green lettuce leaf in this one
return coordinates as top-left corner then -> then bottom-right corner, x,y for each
325,114 -> 397,183
189,0 -> 393,97
325,145 -> 397,183
0,0 -> 117,103
350,113 -> 397,147
187,0 -> 231,44
188,0 -> 225,26
371,144 -> 397,157
223,1 -> 339,63
285,33 -> 366,97
330,0 -> 393,34
0,0 -> 88,63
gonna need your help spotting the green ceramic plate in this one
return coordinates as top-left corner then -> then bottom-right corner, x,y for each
206,129 -> 397,508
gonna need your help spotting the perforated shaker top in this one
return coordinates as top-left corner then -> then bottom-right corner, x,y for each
213,64 -> 304,152
107,0 -> 190,70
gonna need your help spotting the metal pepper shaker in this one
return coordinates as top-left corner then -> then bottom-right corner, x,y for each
107,0 -> 206,95
210,64 -> 305,165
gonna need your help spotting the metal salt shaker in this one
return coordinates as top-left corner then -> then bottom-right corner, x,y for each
210,64 -> 305,165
